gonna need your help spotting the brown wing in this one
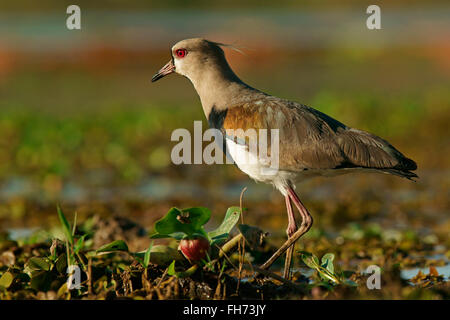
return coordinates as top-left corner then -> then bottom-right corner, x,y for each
218,97 -> 417,178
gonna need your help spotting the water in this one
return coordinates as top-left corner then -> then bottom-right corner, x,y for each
400,254 -> 450,282
401,265 -> 450,282
6,227 -> 39,241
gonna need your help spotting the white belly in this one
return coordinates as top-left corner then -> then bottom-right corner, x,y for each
225,138 -> 278,183
224,138 -> 376,195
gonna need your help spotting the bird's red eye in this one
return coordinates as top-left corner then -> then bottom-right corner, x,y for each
175,48 -> 187,58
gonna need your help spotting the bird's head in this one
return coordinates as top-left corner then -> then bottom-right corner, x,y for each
151,38 -> 237,84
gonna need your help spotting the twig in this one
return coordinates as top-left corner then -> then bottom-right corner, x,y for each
156,267 -> 168,289
153,267 -> 169,300
214,263 -> 226,300
236,187 -> 247,293
88,257 -> 93,295
213,244 -> 238,270
251,266 -> 303,290
220,234 -> 243,258
205,233 -> 243,269
239,187 -> 247,225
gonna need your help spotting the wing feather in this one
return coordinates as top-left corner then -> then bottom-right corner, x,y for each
217,97 -> 417,179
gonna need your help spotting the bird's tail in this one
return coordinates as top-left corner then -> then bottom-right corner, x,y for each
381,168 -> 418,181
381,156 -> 418,181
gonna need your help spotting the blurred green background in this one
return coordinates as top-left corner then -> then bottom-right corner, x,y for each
0,0 -> 449,247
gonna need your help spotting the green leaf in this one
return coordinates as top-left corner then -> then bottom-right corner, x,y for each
321,253 -> 335,274
25,257 -> 51,272
208,207 -> 241,245
74,234 -> 87,254
167,260 -> 176,276
318,270 -> 339,283
299,251 -> 340,284
149,232 -> 185,240
143,242 -> 153,268
299,251 -> 320,269
167,260 -> 198,278
57,282 -> 69,298
0,272 -> 14,289
154,207 -> 211,238
133,245 -> 183,266
96,240 -> 129,254
57,205 -> 73,245
72,211 -> 77,237
55,254 -> 68,274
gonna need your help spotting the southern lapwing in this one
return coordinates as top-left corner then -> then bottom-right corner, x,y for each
151,38 -> 418,279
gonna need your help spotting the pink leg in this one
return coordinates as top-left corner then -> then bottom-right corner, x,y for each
285,195 -> 297,237
287,187 -> 312,227
284,195 -> 297,279
260,185 -> 313,273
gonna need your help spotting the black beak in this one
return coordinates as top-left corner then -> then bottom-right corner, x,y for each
151,60 -> 175,82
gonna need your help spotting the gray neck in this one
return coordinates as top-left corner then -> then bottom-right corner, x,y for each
187,63 -> 264,119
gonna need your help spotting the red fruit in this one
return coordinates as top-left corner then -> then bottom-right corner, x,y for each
178,237 -> 210,262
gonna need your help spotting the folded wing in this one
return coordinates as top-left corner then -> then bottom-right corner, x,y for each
218,97 -> 417,179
